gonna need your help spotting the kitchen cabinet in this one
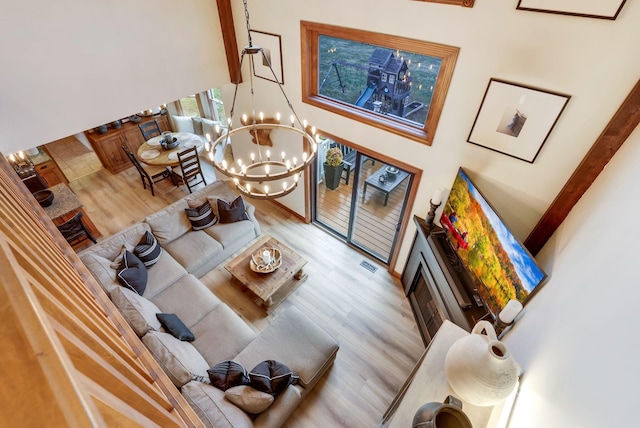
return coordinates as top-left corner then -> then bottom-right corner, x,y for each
35,160 -> 68,187
86,115 -> 171,174
155,114 -> 170,132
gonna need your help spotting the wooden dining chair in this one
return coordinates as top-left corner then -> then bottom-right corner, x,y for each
121,145 -> 171,196
138,120 -> 162,141
173,147 -> 206,193
57,211 -> 97,249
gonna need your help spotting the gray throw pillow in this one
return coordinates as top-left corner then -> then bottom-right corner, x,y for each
142,331 -> 208,388
191,117 -> 204,135
110,287 -> 162,337
248,360 -> 298,396
116,250 -> 148,295
207,360 -> 248,391
156,313 -> 195,341
216,196 -> 249,223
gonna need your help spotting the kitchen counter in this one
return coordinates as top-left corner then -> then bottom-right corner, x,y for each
40,183 -> 102,245
42,183 -> 83,220
27,148 -> 51,166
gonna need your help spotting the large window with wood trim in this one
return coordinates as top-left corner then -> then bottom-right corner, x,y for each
301,21 -> 459,145
173,89 -> 227,124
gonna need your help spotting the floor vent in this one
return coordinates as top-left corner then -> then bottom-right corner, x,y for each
360,260 -> 378,273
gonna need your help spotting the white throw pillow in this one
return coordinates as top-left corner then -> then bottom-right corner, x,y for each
225,385 -> 274,414
172,115 -> 195,133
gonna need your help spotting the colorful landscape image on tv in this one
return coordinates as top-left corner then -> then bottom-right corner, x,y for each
440,168 -> 547,315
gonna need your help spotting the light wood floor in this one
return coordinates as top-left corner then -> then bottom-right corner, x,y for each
65,153 -> 424,426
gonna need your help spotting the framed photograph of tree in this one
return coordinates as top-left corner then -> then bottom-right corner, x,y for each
467,79 -> 570,163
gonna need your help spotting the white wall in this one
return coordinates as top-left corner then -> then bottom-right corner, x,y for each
0,0 -> 229,151
230,0 -> 640,271
503,122 -> 640,428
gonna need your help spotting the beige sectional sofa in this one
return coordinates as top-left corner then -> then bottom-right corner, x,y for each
79,180 -> 339,427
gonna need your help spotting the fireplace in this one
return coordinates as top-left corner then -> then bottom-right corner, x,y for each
407,265 -> 446,345
402,216 -> 490,347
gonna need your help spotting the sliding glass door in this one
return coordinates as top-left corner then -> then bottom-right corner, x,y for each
314,138 -> 413,264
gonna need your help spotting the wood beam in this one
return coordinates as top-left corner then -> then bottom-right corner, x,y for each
525,79 -> 640,255
216,0 -> 241,84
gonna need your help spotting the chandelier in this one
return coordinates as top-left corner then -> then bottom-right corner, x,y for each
205,0 -> 317,200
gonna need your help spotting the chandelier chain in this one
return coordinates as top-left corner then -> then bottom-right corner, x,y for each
243,0 -> 252,47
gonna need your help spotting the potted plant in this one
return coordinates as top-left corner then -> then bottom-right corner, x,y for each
324,147 -> 344,190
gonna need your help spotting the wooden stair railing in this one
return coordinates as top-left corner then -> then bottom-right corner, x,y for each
0,155 -> 202,427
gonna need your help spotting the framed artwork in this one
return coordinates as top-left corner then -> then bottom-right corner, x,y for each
249,30 -> 284,84
516,0 -> 627,20
467,79 -> 570,163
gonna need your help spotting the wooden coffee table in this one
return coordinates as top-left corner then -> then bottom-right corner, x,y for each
225,235 -> 308,313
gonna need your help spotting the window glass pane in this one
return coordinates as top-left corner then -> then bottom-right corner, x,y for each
179,95 -> 200,117
318,35 -> 442,128
208,88 -> 227,124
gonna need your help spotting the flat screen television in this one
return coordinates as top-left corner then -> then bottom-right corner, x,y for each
439,167 -> 547,316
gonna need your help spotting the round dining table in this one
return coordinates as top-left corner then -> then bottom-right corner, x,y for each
137,132 -> 207,167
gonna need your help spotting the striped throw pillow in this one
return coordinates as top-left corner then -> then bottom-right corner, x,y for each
134,231 -> 163,267
185,201 -> 218,231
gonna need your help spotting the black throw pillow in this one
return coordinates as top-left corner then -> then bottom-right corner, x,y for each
116,250 -> 148,295
217,196 -> 249,223
134,231 -> 163,267
208,360 -> 248,391
185,201 -> 218,230
248,360 -> 298,396
156,313 -> 195,341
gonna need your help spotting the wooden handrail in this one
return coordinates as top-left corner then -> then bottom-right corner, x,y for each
0,155 -> 202,426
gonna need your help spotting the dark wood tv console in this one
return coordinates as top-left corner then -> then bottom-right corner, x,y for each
402,216 -> 490,346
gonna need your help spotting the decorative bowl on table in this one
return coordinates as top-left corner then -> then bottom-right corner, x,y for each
385,166 -> 399,175
33,189 -> 54,207
250,247 -> 282,273
160,137 -> 179,150
385,166 -> 399,181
